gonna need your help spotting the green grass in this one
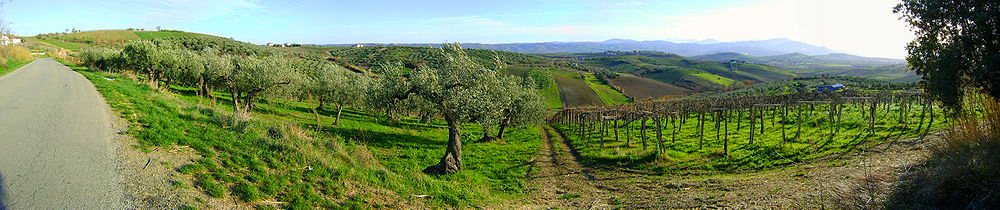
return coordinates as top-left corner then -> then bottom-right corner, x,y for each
36,39 -> 90,51
71,65 -> 542,208
552,103 -> 947,173
134,31 -> 201,40
61,30 -> 141,42
540,72 -> 563,109
0,59 -> 34,78
688,72 -> 738,87
581,73 -> 630,105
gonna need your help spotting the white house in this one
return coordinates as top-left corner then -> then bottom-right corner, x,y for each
0,35 -> 21,45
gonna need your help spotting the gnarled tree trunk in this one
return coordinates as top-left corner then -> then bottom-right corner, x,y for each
424,117 -> 463,174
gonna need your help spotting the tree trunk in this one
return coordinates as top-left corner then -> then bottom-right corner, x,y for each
497,117 -> 510,139
333,104 -> 344,125
424,117 -> 463,174
796,104 -> 802,139
640,118 -> 648,150
750,107 -> 755,144
724,110 -> 729,155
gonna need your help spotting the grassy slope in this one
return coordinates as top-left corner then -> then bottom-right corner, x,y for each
32,30 -> 210,51
72,65 -> 541,208
61,30 -> 141,42
547,52 -> 796,92
581,73 -> 630,105
553,103 -> 947,173
36,39 -> 90,51
539,73 -> 563,109
134,31 -> 201,40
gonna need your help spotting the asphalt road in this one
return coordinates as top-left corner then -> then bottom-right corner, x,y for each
0,58 -> 125,209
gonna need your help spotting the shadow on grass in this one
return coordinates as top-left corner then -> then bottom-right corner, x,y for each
319,124 -> 444,150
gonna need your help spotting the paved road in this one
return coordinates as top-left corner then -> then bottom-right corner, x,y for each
0,58 -> 125,209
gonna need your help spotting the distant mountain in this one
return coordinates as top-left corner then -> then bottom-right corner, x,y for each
322,38 -> 837,57
694,52 -> 917,82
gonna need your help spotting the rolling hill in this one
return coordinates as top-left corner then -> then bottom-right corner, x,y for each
694,52 -> 918,82
30,30 -> 212,50
544,51 -> 797,91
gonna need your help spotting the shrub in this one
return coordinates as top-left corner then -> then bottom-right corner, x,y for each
0,45 -> 33,63
78,48 -> 123,71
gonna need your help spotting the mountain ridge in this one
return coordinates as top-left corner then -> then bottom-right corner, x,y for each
321,38 -> 837,57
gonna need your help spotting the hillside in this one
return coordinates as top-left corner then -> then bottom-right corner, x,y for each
695,52 -> 918,82
545,51 -> 796,91
323,38 -> 836,57
30,30 -> 211,50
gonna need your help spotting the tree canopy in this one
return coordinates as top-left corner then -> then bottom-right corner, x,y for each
895,0 -> 1000,111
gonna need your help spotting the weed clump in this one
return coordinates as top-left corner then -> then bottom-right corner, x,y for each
889,95 -> 1000,208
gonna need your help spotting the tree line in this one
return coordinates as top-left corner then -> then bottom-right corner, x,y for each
78,38 -> 547,174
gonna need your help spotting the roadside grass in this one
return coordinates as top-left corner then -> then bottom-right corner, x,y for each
72,66 -> 541,208
0,59 -> 33,78
134,31 -> 201,40
582,73 -> 631,105
552,104 -> 947,173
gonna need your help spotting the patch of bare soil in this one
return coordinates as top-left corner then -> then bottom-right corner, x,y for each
516,125 -> 940,209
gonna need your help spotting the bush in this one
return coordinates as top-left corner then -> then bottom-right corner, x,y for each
78,48 -> 123,71
889,94 -> 1000,208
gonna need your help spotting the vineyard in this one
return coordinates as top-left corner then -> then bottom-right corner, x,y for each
549,90 -> 946,172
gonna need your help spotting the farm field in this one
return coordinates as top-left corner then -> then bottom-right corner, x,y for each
553,74 -> 604,107
610,73 -> 690,99
581,73 -> 631,105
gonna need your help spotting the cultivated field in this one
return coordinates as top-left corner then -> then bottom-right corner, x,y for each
610,73 -> 690,99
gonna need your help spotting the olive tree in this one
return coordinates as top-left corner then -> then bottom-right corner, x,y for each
222,56 -> 299,120
366,62 -> 412,122
495,78 -> 547,139
197,51 -> 232,102
303,62 -> 370,125
406,44 -> 510,174
121,40 -> 163,86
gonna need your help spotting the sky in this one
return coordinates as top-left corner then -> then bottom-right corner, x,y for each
2,0 -> 915,58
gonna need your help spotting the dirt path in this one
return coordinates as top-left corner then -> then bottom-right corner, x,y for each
517,125 -> 940,209
511,126 -> 611,209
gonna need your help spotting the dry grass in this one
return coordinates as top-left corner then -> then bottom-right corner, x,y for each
888,93 -> 1000,209
0,45 -> 33,66
825,162 -> 894,210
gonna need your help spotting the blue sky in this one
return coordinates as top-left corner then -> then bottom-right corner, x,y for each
2,0 -> 913,58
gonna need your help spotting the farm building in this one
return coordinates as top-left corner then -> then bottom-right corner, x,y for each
816,83 -> 845,93
0,34 -> 21,45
